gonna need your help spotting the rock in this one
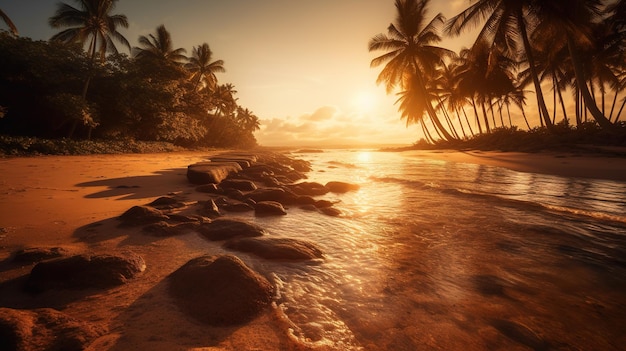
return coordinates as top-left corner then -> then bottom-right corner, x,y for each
288,182 -> 328,196
262,176 -> 281,187
168,255 -> 273,326
314,199 -> 334,208
221,201 -> 254,212
143,221 -> 199,237
0,307 -> 105,351
26,252 -> 146,292
195,184 -> 222,194
299,204 -> 319,211
320,207 -> 342,217
187,162 -> 242,185
200,199 -> 221,218
13,247 -> 67,263
325,181 -> 360,193
220,179 -> 257,192
254,201 -> 287,216
196,218 -> 266,241
292,195 -> 316,205
166,214 -> 206,223
225,189 -> 246,200
119,205 -> 169,225
246,188 -> 287,202
147,198 -> 187,210
225,237 -> 323,260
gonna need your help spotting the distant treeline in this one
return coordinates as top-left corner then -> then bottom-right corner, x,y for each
0,21 -> 258,148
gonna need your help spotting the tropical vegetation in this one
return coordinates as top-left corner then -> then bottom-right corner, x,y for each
370,0 -> 626,147
0,0 -> 260,151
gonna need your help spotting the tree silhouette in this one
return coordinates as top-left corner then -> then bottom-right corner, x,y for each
185,43 -> 225,91
133,25 -> 187,64
0,8 -> 18,36
369,0 -> 455,141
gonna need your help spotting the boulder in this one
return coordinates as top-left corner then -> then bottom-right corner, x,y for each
13,247 -> 67,263
246,188 -> 287,202
320,207 -> 342,217
168,255 -> 273,326
196,218 -> 266,241
199,199 -> 221,218
220,179 -> 258,192
225,237 -> 323,260
221,201 -> 255,212
325,181 -> 360,193
187,162 -> 242,185
119,205 -> 169,225
0,307 -> 105,351
254,201 -> 287,216
26,252 -> 146,292
195,184 -> 222,194
288,182 -> 328,196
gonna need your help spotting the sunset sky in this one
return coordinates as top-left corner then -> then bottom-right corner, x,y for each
1,0 -> 480,147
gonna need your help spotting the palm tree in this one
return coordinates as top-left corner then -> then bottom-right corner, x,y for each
49,0 -> 130,63
236,107 -> 260,132
446,0 -> 555,131
0,8 -> 18,35
211,83 -> 238,117
133,25 -> 187,64
185,43 -> 225,91
532,0 -> 614,129
49,0 -> 129,137
369,0 -> 455,141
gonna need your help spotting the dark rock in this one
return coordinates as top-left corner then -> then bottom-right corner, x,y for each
225,189 -> 245,200
119,205 -> 169,225
262,176 -> 281,187
299,204 -> 319,211
221,201 -> 254,212
325,181 -> 360,193
200,199 -> 221,218
148,196 -> 179,207
143,221 -> 199,237
220,179 -> 257,191
26,252 -> 146,292
168,255 -> 273,326
196,218 -> 266,241
320,207 -> 342,217
0,307 -> 105,351
292,195 -> 316,205
246,188 -> 287,202
195,184 -> 222,194
288,182 -> 328,196
13,247 -> 67,263
254,201 -> 287,216
187,162 -> 242,185
166,214 -> 206,223
225,237 -> 323,260
314,199 -> 334,208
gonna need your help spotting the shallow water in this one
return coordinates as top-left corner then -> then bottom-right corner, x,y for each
243,150 -> 626,350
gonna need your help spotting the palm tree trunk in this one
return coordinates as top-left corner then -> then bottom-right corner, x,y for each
608,90 -> 618,122
566,35 -> 614,129
411,60 -> 455,141
454,107 -> 467,139
615,98 -> 626,122
521,106 -> 531,130
471,98 -> 483,134
481,101 -> 491,133
461,107 -> 474,136
420,121 -> 434,143
557,82 -> 568,125
517,10 -> 554,130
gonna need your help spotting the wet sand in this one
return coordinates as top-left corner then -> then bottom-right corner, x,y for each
0,149 -> 624,350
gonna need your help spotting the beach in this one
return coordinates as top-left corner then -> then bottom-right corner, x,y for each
0,149 -> 624,350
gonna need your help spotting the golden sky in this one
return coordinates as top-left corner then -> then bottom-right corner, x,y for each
2,0 -> 478,147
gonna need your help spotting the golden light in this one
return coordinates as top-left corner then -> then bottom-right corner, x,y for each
351,90 -> 378,113
356,151 -> 372,163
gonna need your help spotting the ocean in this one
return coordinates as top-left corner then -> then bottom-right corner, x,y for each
235,149 -> 626,350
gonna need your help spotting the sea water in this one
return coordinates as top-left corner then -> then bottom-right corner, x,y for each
236,150 -> 626,350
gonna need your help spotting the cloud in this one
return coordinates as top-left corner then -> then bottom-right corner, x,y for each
256,105 -> 417,147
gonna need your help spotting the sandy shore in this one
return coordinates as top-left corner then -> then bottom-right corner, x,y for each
0,149 -> 624,351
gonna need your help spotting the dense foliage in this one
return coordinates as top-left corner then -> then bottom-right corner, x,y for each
0,31 -> 259,149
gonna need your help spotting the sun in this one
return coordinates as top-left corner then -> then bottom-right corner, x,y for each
351,90 -> 378,113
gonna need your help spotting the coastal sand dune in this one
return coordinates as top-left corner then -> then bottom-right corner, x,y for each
0,149 -> 624,350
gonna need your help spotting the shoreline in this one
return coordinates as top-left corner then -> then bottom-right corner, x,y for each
400,148 -> 626,182
0,149 -> 624,350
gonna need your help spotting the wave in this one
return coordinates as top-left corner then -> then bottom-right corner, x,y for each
369,175 -> 626,226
